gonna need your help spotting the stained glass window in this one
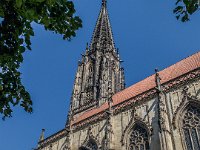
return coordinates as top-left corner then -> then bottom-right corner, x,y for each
182,105 -> 200,150
129,124 -> 150,150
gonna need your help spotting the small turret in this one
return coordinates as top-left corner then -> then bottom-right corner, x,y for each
38,129 -> 45,142
69,0 -> 125,118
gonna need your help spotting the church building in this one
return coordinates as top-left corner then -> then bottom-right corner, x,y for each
36,0 -> 200,149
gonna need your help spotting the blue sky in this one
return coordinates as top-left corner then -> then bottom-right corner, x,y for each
0,0 -> 200,149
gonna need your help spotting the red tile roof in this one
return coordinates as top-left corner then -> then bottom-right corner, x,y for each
72,51 -> 200,125
73,102 -> 109,124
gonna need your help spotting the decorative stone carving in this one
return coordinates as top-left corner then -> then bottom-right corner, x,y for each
37,129 -> 67,150
80,127 -> 99,150
72,70 -> 199,131
172,86 -> 200,129
129,125 -> 150,150
121,109 -> 152,147
182,105 -> 200,150
70,0 -> 125,117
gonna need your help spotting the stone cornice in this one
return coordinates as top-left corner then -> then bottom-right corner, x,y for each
73,100 -> 97,115
113,89 -> 157,115
72,68 -> 200,131
113,68 -> 200,115
37,128 -> 67,149
162,68 -> 200,92
72,111 -> 107,132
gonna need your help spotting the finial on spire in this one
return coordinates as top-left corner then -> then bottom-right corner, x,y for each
102,0 -> 107,6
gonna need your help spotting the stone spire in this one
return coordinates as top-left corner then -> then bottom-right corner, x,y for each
90,0 -> 115,52
70,0 -> 125,116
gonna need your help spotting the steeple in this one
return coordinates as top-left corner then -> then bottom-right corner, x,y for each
90,0 -> 115,53
70,0 -> 125,117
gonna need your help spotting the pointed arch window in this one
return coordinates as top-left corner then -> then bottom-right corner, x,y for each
182,105 -> 200,150
86,139 -> 98,150
79,138 -> 98,150
129,124 -> 150,150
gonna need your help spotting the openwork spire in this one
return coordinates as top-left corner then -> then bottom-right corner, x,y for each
70,0 -> 125,115
90,0 -> 115,51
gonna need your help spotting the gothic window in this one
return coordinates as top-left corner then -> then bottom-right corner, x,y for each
129,124 -> 149,150
182,105 -> 200,150
79,138 -> 98,150
86,139 -> 98,150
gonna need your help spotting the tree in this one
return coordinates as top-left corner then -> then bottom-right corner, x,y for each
0,0 -> 82,119
174,0 -> 199,22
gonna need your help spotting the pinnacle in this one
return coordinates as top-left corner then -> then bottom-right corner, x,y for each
70,0 -> 125,114
90,0 -> 115,51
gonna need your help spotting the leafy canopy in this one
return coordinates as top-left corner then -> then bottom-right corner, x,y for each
174,0 -> 200,22
0,0 -> 82,119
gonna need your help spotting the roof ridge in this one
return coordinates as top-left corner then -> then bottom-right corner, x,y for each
120,51 -> 200,91
159,50 -> 200,73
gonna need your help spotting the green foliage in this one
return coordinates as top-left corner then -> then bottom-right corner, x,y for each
0,0 -> 82,119
174,0 -> 199,22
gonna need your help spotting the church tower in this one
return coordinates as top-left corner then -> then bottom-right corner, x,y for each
71,0 -> 125,116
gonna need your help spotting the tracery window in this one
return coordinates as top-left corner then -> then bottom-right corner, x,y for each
80,139 -> 98,150
86,139 -> 98,150
182,105 -> 200,150
129,124 -> 149,150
